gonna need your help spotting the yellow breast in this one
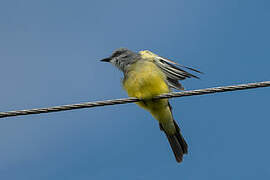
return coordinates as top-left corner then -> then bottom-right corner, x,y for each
123,60 -> 170,99
123,52 -> 173,125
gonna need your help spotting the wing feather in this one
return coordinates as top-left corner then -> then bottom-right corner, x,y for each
154,56 -> 202,90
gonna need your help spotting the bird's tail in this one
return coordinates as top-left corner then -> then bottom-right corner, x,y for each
160,120 -> 188,163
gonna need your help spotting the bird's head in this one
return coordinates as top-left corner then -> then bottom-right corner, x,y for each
100,48 -> 139,72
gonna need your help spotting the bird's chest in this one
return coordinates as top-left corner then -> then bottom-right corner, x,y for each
123,61 -> 170,99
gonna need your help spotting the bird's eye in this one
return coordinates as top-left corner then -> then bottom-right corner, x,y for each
121,55 -> 129,58
112,51 -> 122,58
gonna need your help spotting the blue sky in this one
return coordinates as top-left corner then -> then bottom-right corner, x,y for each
0,0 -> 270,179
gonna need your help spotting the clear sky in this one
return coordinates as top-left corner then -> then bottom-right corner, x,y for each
0,0 -> 270,179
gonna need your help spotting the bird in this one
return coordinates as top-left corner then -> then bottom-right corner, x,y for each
100,48 -> 201,163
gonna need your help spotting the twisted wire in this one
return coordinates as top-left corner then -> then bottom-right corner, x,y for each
0,81 -> 269,119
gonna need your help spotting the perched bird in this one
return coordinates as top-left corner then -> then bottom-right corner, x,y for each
101,48 -> 201,163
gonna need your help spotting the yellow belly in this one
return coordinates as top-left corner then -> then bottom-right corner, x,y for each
123,61 -> 170,98
123,61 -> 174,128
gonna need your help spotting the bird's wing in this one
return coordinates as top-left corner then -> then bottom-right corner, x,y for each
153,56 -> 202,90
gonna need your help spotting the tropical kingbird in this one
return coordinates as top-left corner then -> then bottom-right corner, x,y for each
101,48 -> 201,163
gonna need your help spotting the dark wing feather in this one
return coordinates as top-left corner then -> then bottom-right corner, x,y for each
167,77 -> 185,90
154,56 -> 202,90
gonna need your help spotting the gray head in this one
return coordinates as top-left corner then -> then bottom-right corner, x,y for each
100,48 -> 139,72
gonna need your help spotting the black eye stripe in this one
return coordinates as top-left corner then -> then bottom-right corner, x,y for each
121,54 -> 129,58
112,51 -> 122,58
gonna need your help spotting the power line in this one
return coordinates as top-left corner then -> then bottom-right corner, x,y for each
0,81 -> 269,119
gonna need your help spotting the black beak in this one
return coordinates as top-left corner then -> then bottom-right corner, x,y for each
100,57 -> 111,62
